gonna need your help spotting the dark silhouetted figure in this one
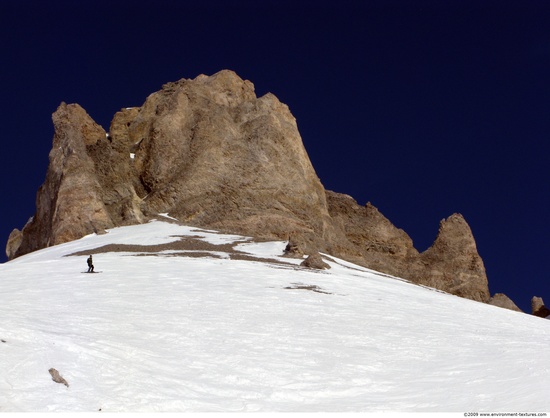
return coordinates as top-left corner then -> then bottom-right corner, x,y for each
87,255 -> 94,273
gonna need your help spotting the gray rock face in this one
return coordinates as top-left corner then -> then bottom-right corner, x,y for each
7,70 -> 492,304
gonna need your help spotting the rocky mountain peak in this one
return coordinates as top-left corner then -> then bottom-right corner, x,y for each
419,214 -> 489,302
7,70 -> 506,307
8,102 -> 116,258
428,213 -> 479,255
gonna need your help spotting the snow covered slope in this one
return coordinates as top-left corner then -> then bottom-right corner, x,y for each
0,219 -> 549,412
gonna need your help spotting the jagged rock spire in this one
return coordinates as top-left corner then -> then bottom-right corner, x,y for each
419,214 -> 490,302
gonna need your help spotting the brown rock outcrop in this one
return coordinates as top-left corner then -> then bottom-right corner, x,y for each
283,237 -> 305,259
7,70 -> 492,305
325,191 -> 419,276
488,293 -> 523,312
531,297 -> 550,318
300,252 -> 331,270
48,368 -> 69,387
325,192 -> 490,302
10,103 -> 115,258
128,70 -> 336,247
9,103 -> 144,259
6,228 -> 23,260
416,214 -> 490,302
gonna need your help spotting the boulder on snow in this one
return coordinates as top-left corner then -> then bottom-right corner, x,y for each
300,252 -> 330,270
49,368 -> 69,387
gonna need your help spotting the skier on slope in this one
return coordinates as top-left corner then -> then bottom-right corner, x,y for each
87,255 -> 94,273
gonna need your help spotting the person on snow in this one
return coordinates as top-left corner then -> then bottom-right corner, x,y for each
87,255 -> 94,273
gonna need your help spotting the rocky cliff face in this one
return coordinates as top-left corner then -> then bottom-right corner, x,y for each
8,103 -> 144,258
325,192 -> 490,302
126,71 -> 336,246
8,70 -> 495,304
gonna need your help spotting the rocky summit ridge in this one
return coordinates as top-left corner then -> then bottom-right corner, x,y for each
6,69 -> 524,309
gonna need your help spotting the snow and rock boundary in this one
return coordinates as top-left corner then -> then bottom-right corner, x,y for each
1,220 -> 549,412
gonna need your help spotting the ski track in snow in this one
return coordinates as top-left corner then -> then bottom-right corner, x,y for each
0,220 -> 549,412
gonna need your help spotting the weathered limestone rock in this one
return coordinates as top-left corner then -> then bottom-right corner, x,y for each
325,193 -> 490,302
301,252 -> 331,270
9,102 -> 147,259
531,296 -> 550,318
325,191 -> 419,275
5,228 -> 23,259
48,368 -> 69,387
7,70 -> 492,305
10,103 -> 115,258
127,70 -> 337,248
488,293 -> 523,312
417,214 -> 490,302
283,237 -> 305,259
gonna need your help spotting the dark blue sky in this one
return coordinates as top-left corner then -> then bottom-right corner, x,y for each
1,0 -> 548,313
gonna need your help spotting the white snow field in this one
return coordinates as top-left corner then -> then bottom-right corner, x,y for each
0,219 -> 549,412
